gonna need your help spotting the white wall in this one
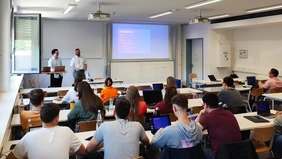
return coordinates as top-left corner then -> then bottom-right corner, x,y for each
24,19 -> 108,88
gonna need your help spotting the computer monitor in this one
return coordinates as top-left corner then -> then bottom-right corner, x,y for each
247,76 -> 256,85
152,83 -> 164,91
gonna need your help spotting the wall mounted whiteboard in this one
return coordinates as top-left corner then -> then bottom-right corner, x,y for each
42,20 -> 103,59
111,61 -> 174,83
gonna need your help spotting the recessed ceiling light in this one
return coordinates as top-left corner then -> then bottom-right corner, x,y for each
63,4 -> 77,14
184,0 -> 221,9
246,4 -> 282,13
149,10 -> 174,19
208,13 -> 230,20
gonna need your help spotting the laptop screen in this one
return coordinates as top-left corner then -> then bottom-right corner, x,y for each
150,115 -> 171,134
208,75 -> 217,81
257,102 -> 270,115
247,76 -> 256,85
152,83 -> 164,91
143,90 -> 162,105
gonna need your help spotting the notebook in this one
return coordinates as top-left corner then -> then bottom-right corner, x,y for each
42,67 -> 50,72
150,115 -> 171,134
208,75 -> 221,82
143,90 -> 162,109
256,101 -> 275,119
54,66 -> 65,72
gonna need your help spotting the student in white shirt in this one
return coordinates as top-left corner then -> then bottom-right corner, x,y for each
70,48 -> 87,81
48,49 -> 63,87
7,103 -> 86,159
61,77 -> 83,103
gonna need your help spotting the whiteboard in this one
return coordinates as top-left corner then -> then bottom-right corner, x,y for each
110,61 -> 174,83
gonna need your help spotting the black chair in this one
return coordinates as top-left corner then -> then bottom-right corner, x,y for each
224,105 -> 247,114
160,144 -> 205,159
215,139 -> 259,159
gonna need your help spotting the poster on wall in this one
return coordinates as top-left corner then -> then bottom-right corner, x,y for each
239,50 -> 248,59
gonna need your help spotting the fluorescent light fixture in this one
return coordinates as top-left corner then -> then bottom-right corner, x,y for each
184,0 -> 221,9
208,13 -> 230,20
75,0 -> 80,2
63,4 -> 77,14
149,10 -> 173,18
246,4 -> 282,13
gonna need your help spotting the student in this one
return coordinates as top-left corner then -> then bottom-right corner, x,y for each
7,103 -> 86,159
155,86 -> 178,114
258,68 -> 282,92
162,76 -> 177,96
48,49 -> 63,87
151,94 -> 202,149
195,93 -> 241,159
229,70 -> 238,78
67,81 -> 104,126
70,48 -> 87,81
20,89 -> 44,130
61,77 -> 83,103
125,86 -> 147,122
86,99 -> 150,159
218,77 -> 243,107
100,78 -> 119,104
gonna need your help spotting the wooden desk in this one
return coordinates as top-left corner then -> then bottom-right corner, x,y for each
262,93 -> 282,110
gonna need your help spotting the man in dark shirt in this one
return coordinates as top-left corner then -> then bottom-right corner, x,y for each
195,93 -> 241,159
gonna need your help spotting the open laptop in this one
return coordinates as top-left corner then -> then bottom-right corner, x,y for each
247,76 -> 256,85
42,67 -> 50,72
54,66 -> 65,72
208,75 -> 221,82
143,90 -> 162,109
152,83 -> 164,91
150,115 -> 171,134
257,101 -> 275,119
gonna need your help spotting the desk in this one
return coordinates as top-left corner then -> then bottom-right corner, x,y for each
202,86 -> 251,94
262,93 -> 282,110
87,79 -> 123,85
195,78 -> 245,88
177,88 -> 203,94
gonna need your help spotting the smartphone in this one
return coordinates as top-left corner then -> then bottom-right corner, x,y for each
85,136 -> 93,141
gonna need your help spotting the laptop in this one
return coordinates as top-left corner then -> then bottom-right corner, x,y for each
256,101 -> 275,119
54,66 -> 65,72
247,76 -> 256,85
208,75 -> 221,82
143,90 -> 163,109
152,83 -> 164,91
150,115 -> 171,134
42,67 -> 50,72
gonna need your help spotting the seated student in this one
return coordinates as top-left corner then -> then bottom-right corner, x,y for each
229,70 -> 238,78
162,76 -> 177,95
20,89 -> 44,130
258,68 -> 282,92
272,111 -> 282,157
67,82 -> 104,126
125,86 -> 147,122
218,77 -> 244,107
7,103 -> 86,159
86,99 -> 150,159
155,86 -> 178,114
195,93 -> 241,159
100,78 -> 119,104
151,94 -> 202,149
61,77 -> 83,103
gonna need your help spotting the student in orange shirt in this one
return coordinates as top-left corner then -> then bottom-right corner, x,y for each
100,78 -> 119,104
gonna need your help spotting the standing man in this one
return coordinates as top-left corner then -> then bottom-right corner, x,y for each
48,49 -> 63,87
70,48 -> 87,81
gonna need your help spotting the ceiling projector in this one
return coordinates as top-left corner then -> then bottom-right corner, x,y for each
188,16 -> 210,24
88,3 -> 110,21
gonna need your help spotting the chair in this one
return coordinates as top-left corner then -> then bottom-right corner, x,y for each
189,73 -> 197,88
57,90 -> 68,97
269,87 -> 282,93
244,88 -> 263,112
94,78 -> 104,80
167,112 -> 177,122
250,126 -> 275,157
137,85 -> 152,91
215,139 -> 259,159
77,120 -> 97,132
224,106 -> 247,114
191,106 -> 203,114
96,88 -> 103,93
160,143 -> 205,159
29,79 -> 36,88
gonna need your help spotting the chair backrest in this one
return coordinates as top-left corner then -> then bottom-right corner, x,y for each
252,126 -> 275,142
192,106 -> 203,114
160,143 -> 205,159
97,88 -> 103,93
137,85 -> 152,91
224,106 -> 247,114
269,87 -> 282,93
185,93 -> 194,99
250,88 -> 263,97
215,139 -> 259,159
57,90 -> 68,97
77,120 -> 97,132
189,73 -> 197,79
94,78 -> 104,80
166,112 -> 177,122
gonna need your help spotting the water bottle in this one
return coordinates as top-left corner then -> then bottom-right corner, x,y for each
109,96 -> 114,110
244,79 -> 248,86
96,110 -> 103,129
155,107 -> 160,116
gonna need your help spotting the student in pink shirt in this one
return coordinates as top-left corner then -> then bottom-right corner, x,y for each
258,68 -> 282,92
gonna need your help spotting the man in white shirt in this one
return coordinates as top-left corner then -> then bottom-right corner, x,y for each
7,103 -> 86,159
70,48 -> 87,81
48,49 -> 63,87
